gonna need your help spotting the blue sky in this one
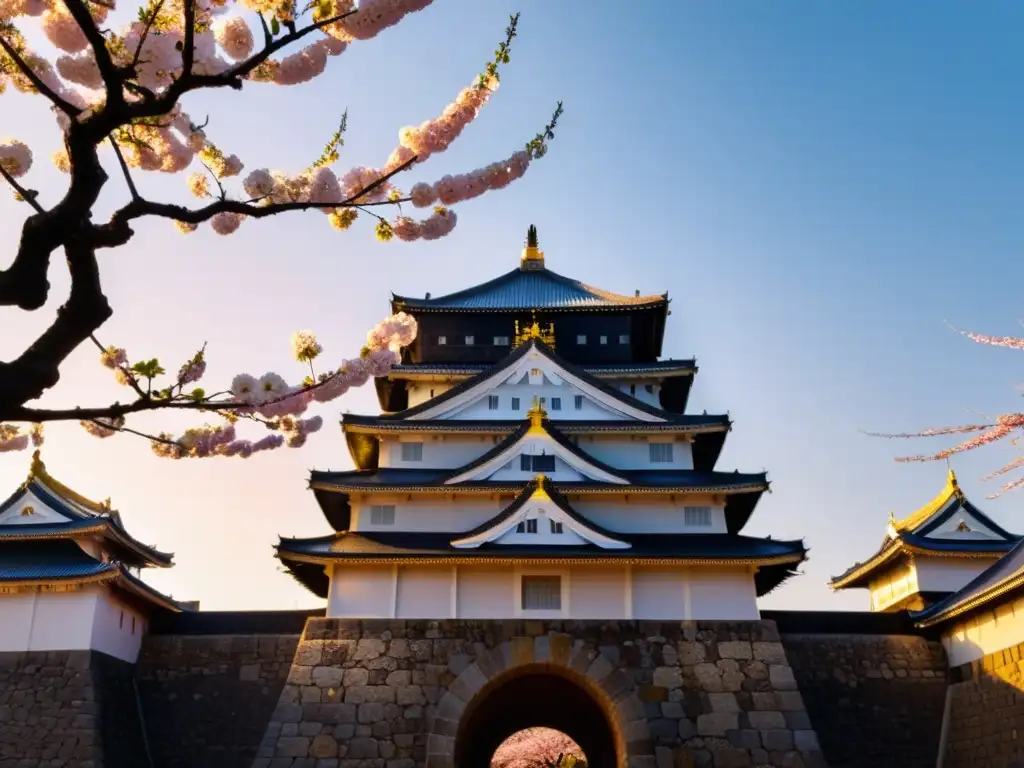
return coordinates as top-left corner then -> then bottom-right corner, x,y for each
1,1 -> 1023,611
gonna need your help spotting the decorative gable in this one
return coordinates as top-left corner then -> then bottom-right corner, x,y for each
0,486 -> 82,526
404,340 -> 668,423
444,403 -> 630,485
450,478 -> 630,550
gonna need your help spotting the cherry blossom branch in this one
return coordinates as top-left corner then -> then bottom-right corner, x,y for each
62,0 -> 122,100
0,34 -> 81,115
0,164 -> 44,214
107,138 -> 141,201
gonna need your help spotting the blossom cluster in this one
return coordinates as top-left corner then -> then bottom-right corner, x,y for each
490,728 -> 586,768
0,139 -> 32,178
0,423 -> 43,453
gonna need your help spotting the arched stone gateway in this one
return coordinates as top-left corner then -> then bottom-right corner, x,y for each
253,619 -> 827,768
450,665 -> 624,768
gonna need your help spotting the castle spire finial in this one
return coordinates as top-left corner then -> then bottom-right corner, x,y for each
526,396 -> 547,431
520,224 -> 545,270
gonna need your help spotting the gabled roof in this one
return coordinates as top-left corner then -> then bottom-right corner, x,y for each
913,538 -> 1024,628
276,530 -> 806,598
443,408 -> 631,485
0,540 -> 185,612
308,468 -> 769,535
341,413 -> 730,473
385,359 -> 697,380
0,453 -> 173,569
380,339 -> 678,423
830,469 -> 1019,591
450,475 -> 630,549
391,266 -> 668,313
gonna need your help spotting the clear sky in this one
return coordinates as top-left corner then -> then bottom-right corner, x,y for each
2,1 -> 1023,612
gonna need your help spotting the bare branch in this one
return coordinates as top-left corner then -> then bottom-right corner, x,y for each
62,0 -> 123,103
0,34 -> 81,116
132,0 -> 166,70
0,165 -> 45,214
94,418 -> 184,448
181,0 -> 196,76
108,138 -> 141,200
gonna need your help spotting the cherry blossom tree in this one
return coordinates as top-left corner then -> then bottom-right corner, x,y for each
490,728 -> 586,768
870,326 -> 1024,497
0,0 -> 561,458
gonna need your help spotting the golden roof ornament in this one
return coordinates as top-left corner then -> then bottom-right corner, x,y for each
514,310 -> 555,348
25,449 -> 113,515
526,397 -> 548,432
520,224 -> 545,270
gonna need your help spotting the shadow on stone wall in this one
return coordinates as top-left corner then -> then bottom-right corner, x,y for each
943,642 -> 1024,768
134,635 -> 300,768
780,633 -> 947,768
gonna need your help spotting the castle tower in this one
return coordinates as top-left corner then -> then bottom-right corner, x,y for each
830,467 -> 1019,612
277,228 -> 806,620
0,451 -> 184,662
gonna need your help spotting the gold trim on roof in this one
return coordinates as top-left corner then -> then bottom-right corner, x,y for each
916,571 -> 1024,628
26,451 -> 112,515
891,467 -> 960,533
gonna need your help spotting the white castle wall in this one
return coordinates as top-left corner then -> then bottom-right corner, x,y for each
325,564 -> 759,620
942,593 -> 1024,667
349,494 -> 728,534
0,586 -> 147,662
869,558 -> 1000,612
405,377 -> 667,411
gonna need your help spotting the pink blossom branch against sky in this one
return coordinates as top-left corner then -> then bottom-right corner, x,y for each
1,1 -> 1023,614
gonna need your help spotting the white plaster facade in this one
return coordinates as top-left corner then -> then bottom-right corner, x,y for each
869,558 -> 998,612
325,563 -> 759,621
0,585 -> 148,662
940,594 -> 1024,667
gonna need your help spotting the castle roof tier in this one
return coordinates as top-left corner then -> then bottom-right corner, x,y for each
830,468 -> 1019,612
0,451 -> 183,613
281,227 -> 807,622
913,537 -> 1024,628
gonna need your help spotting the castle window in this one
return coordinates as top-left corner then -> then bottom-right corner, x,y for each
619,334 -> 630,344
370,505 -> 396,525
521,454 -> 555,472
488,395 -> 500,411
645,384 -> 654,394
649,443 -> 674,463
522,576 -> 561,610
574,395 -> 583,410
400,442 -> 423,461
119,611 -> 124,629
530,368 -> 542,378
516,518 -> 539,534
437,335 -> 447,345
131,616 -> 136,634
494,336 -> 510,346
600,335 -> 608,345
684,506 -> 712,526
550,397 -> 561,411
465,335 -> 475,345
551,520 -> 563,534
512,397 -> 520,411
630,384 -> 636,396
577,335 -> 587,345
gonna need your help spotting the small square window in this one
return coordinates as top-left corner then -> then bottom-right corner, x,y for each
630,384 -> 636,396
684,506 -> 712,526
522,576 -> 561,610
599,335 -> 608,345
551,520 -> 563,534
370,505 -> 396,525
574,395 -> 583,410
488,395 -> 499,411
494,336 -> 510,346
512,397 -> 521,410
400,442 -> 423,461
516,521 -> 525,533
437,335 -> 447,345
526,519 -> 538,533
649,443 -> 674,463
577,335 -> 587,345
550,397 -> 561,411
465,335 -> 475,345
645,384 -> 654,394
619,334 -> 630,344
538,397 -> 546,407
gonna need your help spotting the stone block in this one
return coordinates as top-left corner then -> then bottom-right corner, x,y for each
396,685 -> 426,706
708,693 -> 741,713
693,663 -> 723,692
775,691 -> 805,711
358,703 -> 385,724
240,663 -> 261,682
761,728 -> 793,751
449,664 -> 486,703
708,747 -> 751,767
343,669 -> 369,687
653,667 -> 683,689
747,710 -> 785,730
768,665 -> 797,691
509,637 -> 534,667
353,639 -> 386,661
661,701 -> 685,719
385,670 -> 411,687
587,653 -> 615,683
344,686 -> 396,705
388,639 -> 410,659
718,642 -> 753,660
309,735 -> 338,759
288,666 -> 313,686
347,737 -> 379,759
752,642 -> 787,664
550,633 -> 573,666
783,711 -> 811,730
696,712 -> 738,736
313,667 -> 344,689
276,737 -> 312,758
638,685 -> 668,702
296,644 -> 323,666
793,729 -> 820,752
678,642 -> 706,666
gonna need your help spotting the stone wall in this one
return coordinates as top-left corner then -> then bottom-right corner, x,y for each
135,634 -> 300,768
0,649 -> 146,768
779,633 -> 947,768
942,640 -> 1024,768
254,618 -> 828,768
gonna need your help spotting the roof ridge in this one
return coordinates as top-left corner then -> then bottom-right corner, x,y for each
26,451 -> 113,516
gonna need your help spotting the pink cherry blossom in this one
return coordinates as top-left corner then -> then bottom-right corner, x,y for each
214,16 -> 255,61
211,211 -> 243,235
490,728 -> 585,768
41,8 -> 88,53
0,139 -> 32,178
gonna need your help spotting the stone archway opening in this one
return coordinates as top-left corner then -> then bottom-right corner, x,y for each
455,666 -> 620,768
491,727 -> 586,767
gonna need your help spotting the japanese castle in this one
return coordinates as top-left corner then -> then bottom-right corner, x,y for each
277,227 -> 807,620
830,467 -> 1020,612
0,452 -> 182,662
